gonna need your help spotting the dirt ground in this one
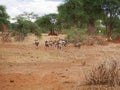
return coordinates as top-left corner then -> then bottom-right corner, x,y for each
0,34 -> 120,90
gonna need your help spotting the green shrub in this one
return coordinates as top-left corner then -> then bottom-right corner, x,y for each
65,27 -> 88,43
111,29 -> 120,39
11,20 -> 42,38
111,19 -> 120,39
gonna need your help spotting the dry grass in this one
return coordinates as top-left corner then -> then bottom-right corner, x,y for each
85,60 -> 120,86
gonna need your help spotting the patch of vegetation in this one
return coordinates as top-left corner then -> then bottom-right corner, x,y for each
65,27 -> 88,43
111,20 -> 120,39
85,60 -> 119,86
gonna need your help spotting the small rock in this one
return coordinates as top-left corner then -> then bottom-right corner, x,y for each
10,80 -> 14,83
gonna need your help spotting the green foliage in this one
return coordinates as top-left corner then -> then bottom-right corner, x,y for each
58,0 -> 104,35
101,0 -> 120,38
111,19 -> 120,39
0,5 -> 9,23
58,0 -> 120,37
95,20 -> 106,35
14,12 -> 38,21
35,13 -> 61,33
58,0 -> 84,27
102,0 -> 120,18
35,14 -> 52,33
83,0 -> 103,21
65,27 -> 88,43
58,0 -> 103,27
11,19 -> 41,36
0,5 -> 9,31
10,12 -> 41,37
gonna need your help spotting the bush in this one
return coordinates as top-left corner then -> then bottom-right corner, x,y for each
14,32 -> 25,41
85,60 -> 119,86
65,27 -> 88,43
111,19 -> 120,39
90,35 -> 108,45
11,20 -> 42,38
111,31 -> 120,40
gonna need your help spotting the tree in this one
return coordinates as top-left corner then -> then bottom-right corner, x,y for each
101,0 -> 120,40
82,0 -> 103,35
13,12 -> 38,22
58,0 -> 84,28
12,13 -> 41,36
35,13 -> 59,35
0,5 -> 9,32
111,18 -> 120,39
58,0 -> 103,35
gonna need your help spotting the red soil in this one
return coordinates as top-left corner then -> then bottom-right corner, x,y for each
112,37 -> 120,43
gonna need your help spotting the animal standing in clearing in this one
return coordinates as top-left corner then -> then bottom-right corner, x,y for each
34,40 -> 39,47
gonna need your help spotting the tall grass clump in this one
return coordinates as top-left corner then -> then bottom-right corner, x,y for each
64,27 -> 88,43
85,60 -> 119,86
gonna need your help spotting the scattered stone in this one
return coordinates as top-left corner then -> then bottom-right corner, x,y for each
66,69 -> 68,71
10,80 -> 14,83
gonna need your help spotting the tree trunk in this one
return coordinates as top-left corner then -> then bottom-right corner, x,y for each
1,23 -> 7,32
106,23 -> 113,41
87,19 -> 96,35
48,27 -> 57,36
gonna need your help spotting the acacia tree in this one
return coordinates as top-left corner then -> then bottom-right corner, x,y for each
0,5 -> 9,32
58,0 -> 84,28
35,13 -> 59,35
58,0 -> 103,35
82,0 -> 103,35
101,0 -> 120,40
14,12 -> 38,22
12,12 -> 41,36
